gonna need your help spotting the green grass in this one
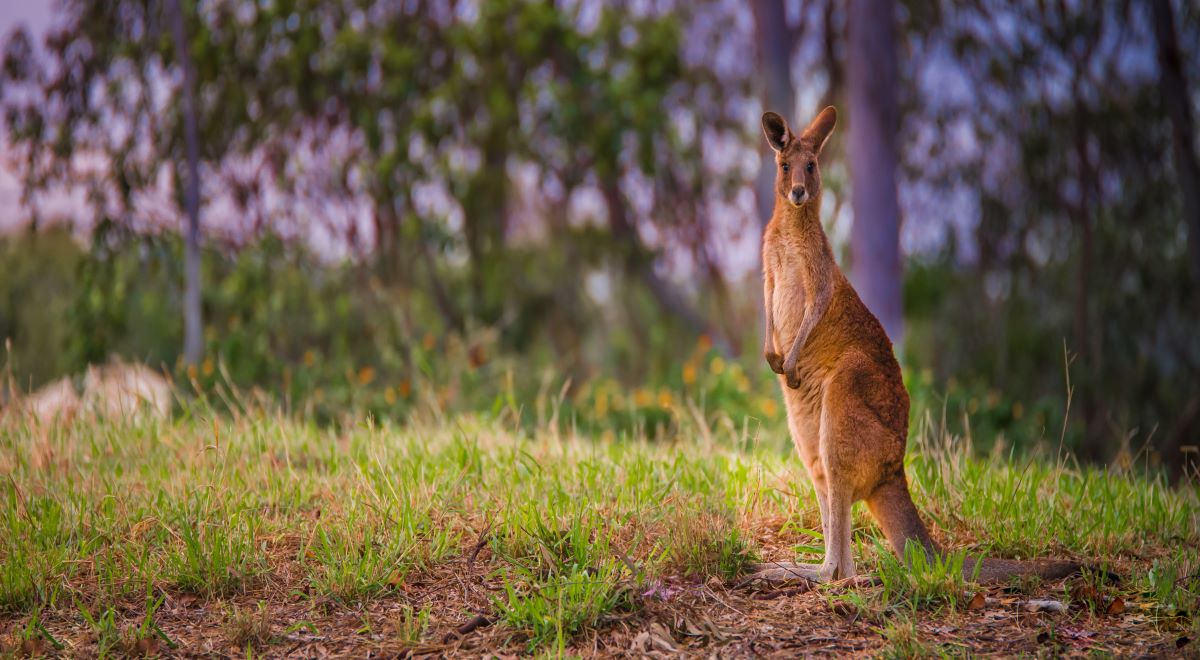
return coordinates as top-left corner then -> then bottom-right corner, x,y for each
874,540 -> 977,613
0,400 -> 1196,651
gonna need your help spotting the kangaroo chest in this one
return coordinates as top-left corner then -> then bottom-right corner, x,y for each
768,248 -> 808,344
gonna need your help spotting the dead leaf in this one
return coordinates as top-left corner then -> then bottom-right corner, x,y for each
135,637 -> 161,655
1105,596 -> 1125,615
387,570 -> 404,588
967,592 -> 986,610
18,638 -> 46,657
631,622 -> 678,656
538,543 -> 557,568
831,601 -> 859,622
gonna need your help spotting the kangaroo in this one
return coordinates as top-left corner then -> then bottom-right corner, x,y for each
749,106 -> 1080,584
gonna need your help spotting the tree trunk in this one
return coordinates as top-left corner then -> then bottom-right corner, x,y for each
1151,0 -> 1200,285
1073,108 -> 1102,463
752,0 -> 797,226
167,0 -> 203,365
1150,0 -> 1200,478
846,0 -> 903,349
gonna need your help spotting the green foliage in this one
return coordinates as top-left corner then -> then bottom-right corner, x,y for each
1138,550 -> 1200,618
1,0 -> 749,377
0,228 -> 85,389
873,540 -> 976,613
877,617 -> 937,659
493,562 -> 631,651
75,600 -> 122,658
657,504 -> 759,581
901,3 -> 1200,467
167,504 -> 265,598
0,226 -> 791,436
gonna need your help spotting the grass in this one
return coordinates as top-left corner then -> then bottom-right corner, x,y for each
0,397 -> 1197,655
874,540 -> 976,613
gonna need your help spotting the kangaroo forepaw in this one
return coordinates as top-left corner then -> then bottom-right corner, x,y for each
764,351 -> 784,374
781,358 -> 802,389
785,369 -> 802,389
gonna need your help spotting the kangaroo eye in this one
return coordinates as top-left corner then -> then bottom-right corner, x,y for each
806,162 -> 815,173
781,163 -> 789,172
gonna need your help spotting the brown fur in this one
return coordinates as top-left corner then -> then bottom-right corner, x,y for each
751,106 -> 1080,584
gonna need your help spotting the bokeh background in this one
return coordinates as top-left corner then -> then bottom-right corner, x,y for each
0,1 -> 1197,476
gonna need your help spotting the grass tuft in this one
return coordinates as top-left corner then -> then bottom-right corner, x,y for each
225,602 -> 274,652
658,504 -> 758,581
875,540 -> 977,613
493,561 -> 631,651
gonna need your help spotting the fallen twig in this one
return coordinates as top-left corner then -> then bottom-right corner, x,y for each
466,522 -> 493,567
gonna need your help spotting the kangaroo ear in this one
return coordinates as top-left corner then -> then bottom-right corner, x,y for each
802,106 -> 838,152
762,112 -> 791,152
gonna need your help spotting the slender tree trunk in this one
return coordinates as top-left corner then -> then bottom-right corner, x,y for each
752,0 -> 797,226
1151,0 -> 1200,284
819,0 -> 844,110
1150,0 -> 1200,476
846,0 -> 903,349
167,0 -> 203,365
1073,110 -> 1102,463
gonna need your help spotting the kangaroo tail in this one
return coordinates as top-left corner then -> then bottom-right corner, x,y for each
865,474 -> 941,559
963,557 -> 1082,583
865,474 -> 1083,584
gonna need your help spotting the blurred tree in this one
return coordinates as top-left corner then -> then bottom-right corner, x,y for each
899,0 -> 1200,473
166,0 -> 204,365
751,0 -> 798,225
847,0 -> 903,348
0,0 -> 756,378
1150,0 -> 1200,285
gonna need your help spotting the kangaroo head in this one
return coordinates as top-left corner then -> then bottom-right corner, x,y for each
762,106 -> 837,210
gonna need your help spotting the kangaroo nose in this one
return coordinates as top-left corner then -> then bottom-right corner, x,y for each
789,186 -> 806,205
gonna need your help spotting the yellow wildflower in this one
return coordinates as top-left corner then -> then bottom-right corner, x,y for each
201,357 -> 214,377
658,388 -> 673,409
594,389 -> 609,417
357,366 -> 376,385
1012,402 -> 1024,420
736,374 -> 750,393
682,362 -> 697,386
303,350 -> 316,367
634,388 -> 653,408
759,397 -> 779,418
398,379 -> 411,399
710,356 -> 726,376
384,387 -> 397,405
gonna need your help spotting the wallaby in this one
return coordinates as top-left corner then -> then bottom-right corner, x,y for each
749,106 -> 1080,584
